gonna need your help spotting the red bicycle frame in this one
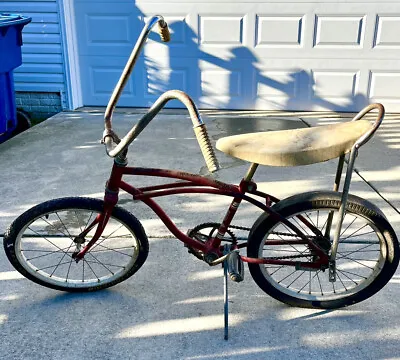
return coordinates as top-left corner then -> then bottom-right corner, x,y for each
74,161 -> 329,269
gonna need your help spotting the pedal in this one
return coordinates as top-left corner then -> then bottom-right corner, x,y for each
226,251 -> 244,282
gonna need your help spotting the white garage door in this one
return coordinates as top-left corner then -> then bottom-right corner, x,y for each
74,0 -> 400,111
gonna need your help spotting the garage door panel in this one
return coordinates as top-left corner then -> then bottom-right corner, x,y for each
369,71 -> 400,110
80,56 -> 145,107
75,2 -> 144,57
255,15 -> 304,48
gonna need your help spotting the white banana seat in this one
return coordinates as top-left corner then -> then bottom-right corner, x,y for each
216,120 -> 372,166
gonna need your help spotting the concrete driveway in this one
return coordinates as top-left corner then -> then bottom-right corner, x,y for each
1,109 -> 400,359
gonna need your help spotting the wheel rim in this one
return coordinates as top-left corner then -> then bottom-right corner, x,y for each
258,208 -> 387,302
15,207 -> 140,289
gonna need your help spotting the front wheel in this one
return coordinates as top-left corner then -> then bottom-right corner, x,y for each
4,197 -> 149,292
247,191 -> 399,309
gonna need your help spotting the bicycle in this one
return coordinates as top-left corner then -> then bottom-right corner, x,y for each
4,15 -> 399,339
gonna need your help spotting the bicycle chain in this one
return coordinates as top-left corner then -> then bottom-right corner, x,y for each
263,254 -> 312,260
190,222 -> 314,261
228,224 -> 251,232
228,224 -> 307,238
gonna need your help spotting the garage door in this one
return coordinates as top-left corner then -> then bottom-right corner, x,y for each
74,0 -> 400,111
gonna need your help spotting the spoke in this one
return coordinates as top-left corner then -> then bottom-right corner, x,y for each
26,227 -> 73,258
55,212 -> 74,240
336,272 -> 348,291
316,271 -> 324,295
21,244 -> 72,261
21,234 -> 77,238
337,257 -> 377,262
99,235 -> 132,240
272,223 -> 308,255
320,215 -> 329,234
39,216 -> 71,239
296,270 -> 320,294
92,243 -> 133,258
66,256 -> 73,282
336,253 -> 376,270
50,242 -> 75,277
267,264 -> 286,276
101,224 -> 126,242
287,271 -> 306,288
90,246 -> 135,253
75,210 -> 84,233
337,268 -> 367,281
87,252 -> 115,275
89,224 -> 125,252
303,212 -> 318,230
265,265 -> 286,269
341,223 -> 369,240
277,268 -> 299,285
22,248 -> 70,252
268,227 -> 288,242
340,216 -> 357,237
83,258 -> 100,281
84,260 -> 126,269
337,242 -> 378,258
292,216 -> 311,236
339,249 -> 380,254
36,261 -> 73,271
84,211 -> 94,229
341,230 -> 377,240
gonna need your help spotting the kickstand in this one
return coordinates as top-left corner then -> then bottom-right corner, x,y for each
223,245 -> 229,340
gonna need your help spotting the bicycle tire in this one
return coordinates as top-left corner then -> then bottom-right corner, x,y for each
4,197 -> 149,292
247,191 -> 399,309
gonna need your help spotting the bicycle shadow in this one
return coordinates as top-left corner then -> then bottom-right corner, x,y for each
147,21 -> 368,108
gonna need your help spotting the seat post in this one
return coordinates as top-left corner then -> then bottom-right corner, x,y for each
333,154 -> 346,193
244,163 -> 259,182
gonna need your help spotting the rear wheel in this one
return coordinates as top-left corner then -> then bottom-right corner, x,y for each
4,197 -> 149,292
247,192 -> 399,308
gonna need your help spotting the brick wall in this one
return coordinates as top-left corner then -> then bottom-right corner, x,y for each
15,92 -> 62,121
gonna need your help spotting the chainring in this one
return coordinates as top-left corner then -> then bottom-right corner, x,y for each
186,222 -> 238,260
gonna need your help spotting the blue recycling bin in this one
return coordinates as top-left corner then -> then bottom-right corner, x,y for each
0,13 -> 31,141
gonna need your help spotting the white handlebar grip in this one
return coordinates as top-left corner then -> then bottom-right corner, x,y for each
194,124 -> 220,173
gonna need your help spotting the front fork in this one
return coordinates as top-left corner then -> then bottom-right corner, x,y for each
72,188 -> 118,262
73,162 -> 123,262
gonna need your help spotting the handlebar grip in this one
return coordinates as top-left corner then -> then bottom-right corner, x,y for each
193,124 -> 220,173
158,20 -> 171,42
